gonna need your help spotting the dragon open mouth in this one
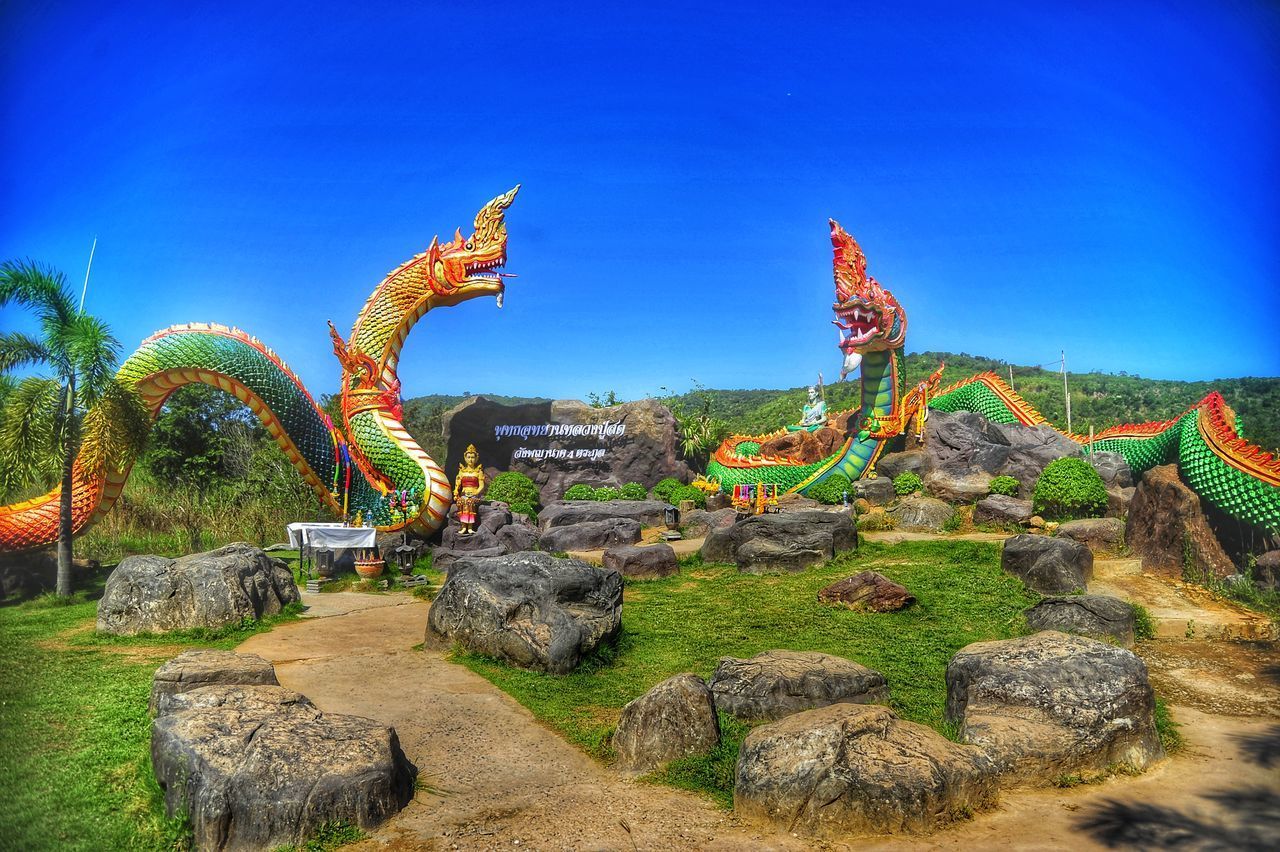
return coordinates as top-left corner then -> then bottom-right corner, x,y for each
834,304 -> 880,350
463,257 -> 514,307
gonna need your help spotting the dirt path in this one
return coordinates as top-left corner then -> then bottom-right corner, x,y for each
236,590 -> 1278,851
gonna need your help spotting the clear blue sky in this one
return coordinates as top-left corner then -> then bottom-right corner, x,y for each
3,1 -> 1277,402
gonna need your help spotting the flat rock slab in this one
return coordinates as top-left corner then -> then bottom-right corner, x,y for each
945,631 -> 1164,784
710,649 -> 889,722
734,703 -> 997,838
973,494 -> 1033,525
97,543 -> 299,636
149,649 -> 279,715
1001,534 -> 1092,593
602,543 -> 678,579
425,551 -> 622,674
538,499 -> 671,531
701,511 -> 856,574
539,518 -> 642,552
612,673 -> 719,772
818,571 -> 915,612
1025,594 -> 1136,647
153,683 -> 416,851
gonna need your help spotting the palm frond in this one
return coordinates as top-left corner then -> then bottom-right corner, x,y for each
0,331 -> 52,373
0,259 -> 76,330
0,376 -> 62,490
79,377 -> 151,476
63,313 -> 122,407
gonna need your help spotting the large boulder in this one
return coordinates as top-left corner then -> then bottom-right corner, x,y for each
602,543 -> 678,579
1106,486 -> 1136,519
889,495 -> 955,532
97,544 -> 299,636
612,674 -> 720,772
734,703 -> 997,838
1001,534 -> 1092,593
1126,464 -> 1234,579
759,427 -> 845,465
1024,595 -> 1137,647
1055,517 -> 1125,553
924,470 -> 994,504
923,410 -> 1082,499
818,571 -> 915,612
442,397 -> 693,506
945,631 -> 1164,784
538,499 -> 670,531
1088,451 -> 1134,489
149,649 -> 279,715
681,507 -> 737,538
432,500 -> 541,572
538,518 -> 641,552
709,649 -> 889,722
875,448 -> 928,480
425,552 -> 622,674
973,494 -> 1033,525
152,681 -> 415,850
701,512 -> 856,573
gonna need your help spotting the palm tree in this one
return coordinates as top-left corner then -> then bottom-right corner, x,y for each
0,260 -> 150,595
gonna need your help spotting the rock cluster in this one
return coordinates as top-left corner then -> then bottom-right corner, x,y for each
432,500 -> 541,571
97,544 -> 299,636
425,551 -> 622,674
701,511 -> 856,573
150,651 -> 415,851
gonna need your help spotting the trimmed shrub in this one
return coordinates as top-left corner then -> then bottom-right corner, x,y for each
593,486 -> 621,502
893,471 -> 923,496
988,475 -> 1020,497
619,482 -> 647,501
563,484 -> 594,501
487,471 -> 540,509
1033,457 -> 1108,520
669,484 -> 707,509
652,477 -> 684,503
806,473 -> 852,506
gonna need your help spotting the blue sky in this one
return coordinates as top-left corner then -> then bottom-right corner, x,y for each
3,1 -> 1277,401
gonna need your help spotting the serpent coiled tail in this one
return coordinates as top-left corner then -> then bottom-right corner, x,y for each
0,187 -> 520,552
709,222 -> 1280,534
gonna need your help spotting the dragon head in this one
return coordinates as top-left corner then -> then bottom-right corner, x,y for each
829,219 -> 906,357
422,184 -> 520,308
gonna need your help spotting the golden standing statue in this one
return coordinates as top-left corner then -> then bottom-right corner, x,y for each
453,444 -> 486,535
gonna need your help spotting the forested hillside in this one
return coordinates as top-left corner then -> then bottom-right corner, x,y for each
404,352 -> 1280,456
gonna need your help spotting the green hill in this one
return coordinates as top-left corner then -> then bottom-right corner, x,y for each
403,352 -> 1280,461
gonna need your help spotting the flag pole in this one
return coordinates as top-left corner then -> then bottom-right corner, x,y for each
78,236 -> 97,314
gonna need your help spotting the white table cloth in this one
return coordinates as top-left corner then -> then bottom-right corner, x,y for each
286,522 -> 374,549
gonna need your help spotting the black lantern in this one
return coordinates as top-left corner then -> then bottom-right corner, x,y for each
394,542 -> 417,574
664,505 -> 680,530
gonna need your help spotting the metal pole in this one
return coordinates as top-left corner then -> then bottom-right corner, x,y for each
1008,364 -> 1014,392
78,237 -> 97,314
1061,350 -> 1072,434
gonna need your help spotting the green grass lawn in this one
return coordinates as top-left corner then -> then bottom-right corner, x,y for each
456,539 -> 1040,807
0,575 -> 302,851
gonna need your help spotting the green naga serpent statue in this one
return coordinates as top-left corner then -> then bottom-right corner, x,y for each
0,187 -> 520,552
709,220 -> 1280,534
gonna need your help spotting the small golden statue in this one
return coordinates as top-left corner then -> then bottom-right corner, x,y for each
453,444 -> 486,535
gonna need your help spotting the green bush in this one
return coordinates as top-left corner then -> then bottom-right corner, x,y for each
1131,603 -> 1155,641
668,484 -> 707,509
988,475 -> 1020,497
652,477 -> 684,503
487,471 -> 540,509
806,474 -> 852,505
1033,457 -> 1107,520
619,482 -> 647,501
509,501 -> 537,521
893,472 -> 923,495
592,486 -> 621,502
563,484 -> 595,501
